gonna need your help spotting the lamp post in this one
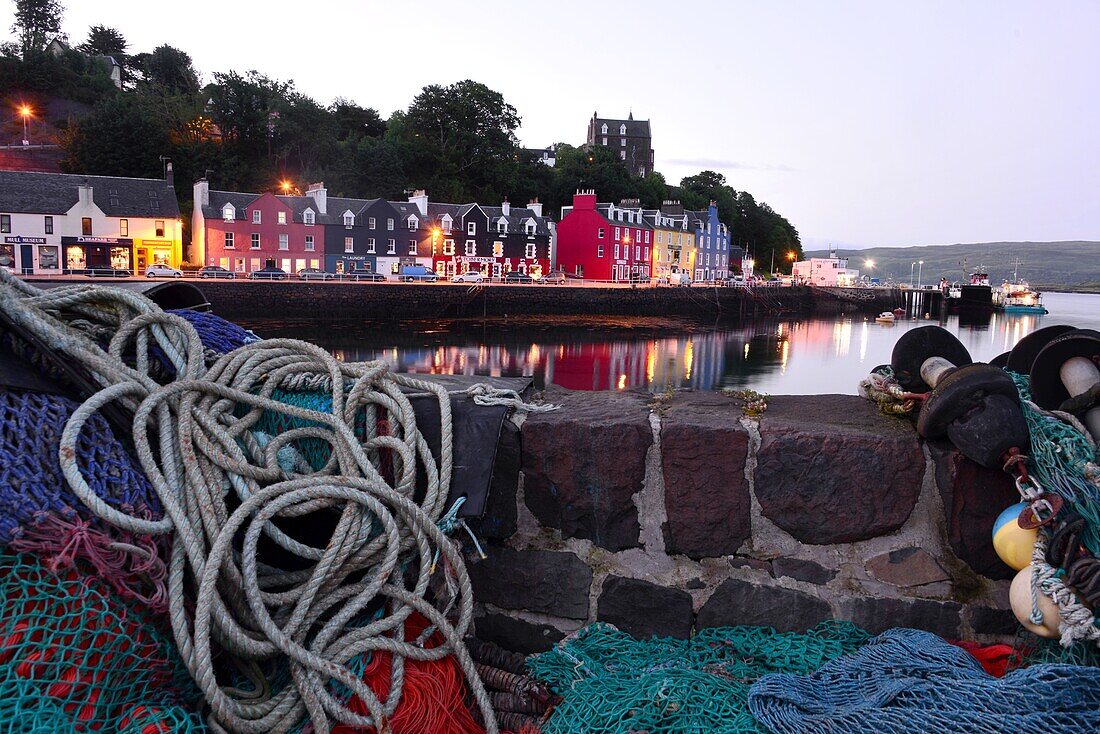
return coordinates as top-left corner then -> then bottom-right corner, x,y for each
18,105 -> 31,145
917,260 -> 924,290
910,261 -> 916,287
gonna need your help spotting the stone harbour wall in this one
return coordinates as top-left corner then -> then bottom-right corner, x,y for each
468,388 -> 1023,653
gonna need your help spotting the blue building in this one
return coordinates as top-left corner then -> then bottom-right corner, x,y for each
687,202 -> 731,282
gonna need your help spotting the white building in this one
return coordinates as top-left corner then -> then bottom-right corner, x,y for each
792,251 -> 860,286
0,169 -> 182,274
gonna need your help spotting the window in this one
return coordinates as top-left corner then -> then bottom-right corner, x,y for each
602,137 -> 608,145
155,220 -> 165,237
636,246 -> 641,260
279,234 -> 289,250
614,227 -> 620,240
250,233 -> 260,249
386,218 -> 394,231
44,216 -> 53,234
525,243 -> 536,259
525,221 -> 536,235
644,247 -> 649,261
305,235 -> 314,251
347,214 -> 357,229
81,217 -> 92,235
492,241 -> 503,257
656,231 -> 662,244
467,221 -> 476,235
614,243 -> 620,259
366,238 -> 376,253
344,237 -> 354,253
408,216 -> 417,230
620,124 -> 627,135
597,244 -> 604,257
408,239 -> 417,255
304,210 -> 315,225
442,216 -> 452,233
645,231 -> 650,243
119,219 -> 129,236
2,214 -> 10,233
250,258 -> 261,271
223,205 -> 234,222
621,138 -> 626,147
620,150 -> 626,160
497,220 -> 507,233
277,211 -> 287,225
252,210 -> 261,224
224,232 -> 234,249
465,240 -> 476,256
387,239 -> 396,254
443,239 -> 455,255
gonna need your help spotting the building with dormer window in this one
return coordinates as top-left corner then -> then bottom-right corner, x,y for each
585,111 -> 654,177
556,191 -> 654,282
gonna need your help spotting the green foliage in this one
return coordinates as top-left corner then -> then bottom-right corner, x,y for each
59,94 -> 170,178
77,25 -> 126,58
130,45 -> 200,96
10,0 -> 64,58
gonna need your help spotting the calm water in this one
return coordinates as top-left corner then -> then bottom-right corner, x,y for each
240,291 -> 1100,395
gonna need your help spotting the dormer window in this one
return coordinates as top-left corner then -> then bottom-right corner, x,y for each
441,215 -> 453,233
497,218 -> 507,234
304,210 -> 315,225
600,123 -> 608,134
222,204 -> 235,222
407,216 -> 418,230
344,212 -> 355,228
525,219 -> 536,235
620,124 -> 627,135
252,209 -> 261,224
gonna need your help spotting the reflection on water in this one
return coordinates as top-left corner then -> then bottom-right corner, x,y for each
239,292 -> 1100,395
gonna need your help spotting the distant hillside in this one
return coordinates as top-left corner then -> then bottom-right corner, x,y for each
806,241 -> 1100,290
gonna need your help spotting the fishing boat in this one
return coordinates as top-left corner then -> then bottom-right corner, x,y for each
993,258 -> 1049,315
875,311 -> 896,324
944,265 -> 993,314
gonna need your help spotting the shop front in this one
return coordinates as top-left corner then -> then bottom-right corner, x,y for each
5,236 -> 60,275
61,236 -> 133,273
134,239 -> 175,271
325,254 -> 375,275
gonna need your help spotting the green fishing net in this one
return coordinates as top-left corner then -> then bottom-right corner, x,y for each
0,552 -> 205,732
528,621 -> 870,734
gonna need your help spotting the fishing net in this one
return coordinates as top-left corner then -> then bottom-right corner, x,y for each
1007,627 -> 1100,670
0,551 -> 204,733
527,621 -> 870,734
166,309 -> 260,356
748,627 -> 1100,734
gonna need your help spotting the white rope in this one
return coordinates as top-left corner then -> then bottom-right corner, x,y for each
0,269 -> 498,734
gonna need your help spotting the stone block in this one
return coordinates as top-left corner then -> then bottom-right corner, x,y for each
928,440 -> 1018,580
839,597 -> 961,638
596,575 -> 694,640
729,557 -> 773,574
968,605 -> 1018,636
754,395 -> 925,544
467,547 -> 592,620
772,557 -> 837,585
521,387 -> 651,551
660,392 -> 751,558
467,419 -> 520,541
866,547 -> 951,588
474,611 -> 566,654
696,578 -> 832,632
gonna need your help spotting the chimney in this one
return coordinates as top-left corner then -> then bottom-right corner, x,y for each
620,198 -> 641,209
572,189 -> 597,211
165,161 -> 174,188
78,179 -> 93,206
194,178 -> 209,207
407,189 -> 428,216
305,181 -> 327,215
527,197 -> 542,218
501,199 -> 510,217
660,200 -> 683,216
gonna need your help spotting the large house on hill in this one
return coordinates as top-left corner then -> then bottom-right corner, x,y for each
586,111 -> 654,177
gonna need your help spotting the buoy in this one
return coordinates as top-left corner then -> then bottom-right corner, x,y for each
1009,565 -> 1061,638
992,502 -> 1038,571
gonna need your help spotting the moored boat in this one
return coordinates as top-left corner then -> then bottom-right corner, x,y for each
875,311 -> 896,324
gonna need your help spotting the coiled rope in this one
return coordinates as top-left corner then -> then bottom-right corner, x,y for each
0,270 -> 499,734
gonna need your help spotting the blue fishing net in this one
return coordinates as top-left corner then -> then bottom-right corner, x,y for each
748,628 -> 1100,734
166,309 -> 260,356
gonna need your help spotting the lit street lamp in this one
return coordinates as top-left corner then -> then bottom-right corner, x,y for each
917,260 -> 924,289
18,104 -> 32,145
910,261 -> 916,287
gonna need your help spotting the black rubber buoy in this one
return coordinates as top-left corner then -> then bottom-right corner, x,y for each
1005,324 -> 1075,375
891,326 -> 973,393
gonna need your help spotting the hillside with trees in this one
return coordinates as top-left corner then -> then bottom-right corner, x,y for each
2,0 -> 802,269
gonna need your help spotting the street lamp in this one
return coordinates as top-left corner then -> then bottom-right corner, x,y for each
18,104 -> 31,145
917,260 -> 924,289
910,261 -> 916,287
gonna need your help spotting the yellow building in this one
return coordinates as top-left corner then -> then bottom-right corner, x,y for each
647,202 -> 695,280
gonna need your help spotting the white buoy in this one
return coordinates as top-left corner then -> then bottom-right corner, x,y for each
1009,565 -> 1061,639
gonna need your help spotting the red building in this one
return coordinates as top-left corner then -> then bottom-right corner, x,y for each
555,190 -> 652,282
193,184 -> 323,276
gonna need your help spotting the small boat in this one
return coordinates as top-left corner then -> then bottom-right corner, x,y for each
892,307 -> 905,316
994,259 -> 1049,314
875,311 -> 896,324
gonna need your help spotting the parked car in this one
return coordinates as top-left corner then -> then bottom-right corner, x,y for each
248,266 -> 288,280
398,265 -> 439,282
451,271 -> 485,283
346,268 -> 386,282
198,265 -> 235,279
667,272 -> 692,287
503,271 -> 534,284
298,267 -> 334,281
144,264 -> 182,278
536,270 -> 568,285
83,267 -> 131,278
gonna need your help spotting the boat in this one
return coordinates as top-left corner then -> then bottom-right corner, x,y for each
944,265 -> 993,314
994,259 -> 1049,315
875,311 -> 896,324
892,307 -> 905,316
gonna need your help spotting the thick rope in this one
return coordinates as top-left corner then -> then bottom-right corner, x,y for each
0,269 -> 498,734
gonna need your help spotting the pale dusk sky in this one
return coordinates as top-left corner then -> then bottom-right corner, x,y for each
5,0 -> 1098,249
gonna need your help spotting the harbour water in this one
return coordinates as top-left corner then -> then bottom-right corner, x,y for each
240,291 -> 1100,395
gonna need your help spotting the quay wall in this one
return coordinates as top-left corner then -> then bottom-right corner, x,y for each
189,282 -> 906,321
469,387 -> 1019,652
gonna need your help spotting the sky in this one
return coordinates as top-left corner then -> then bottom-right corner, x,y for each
5,0 -> 1099,249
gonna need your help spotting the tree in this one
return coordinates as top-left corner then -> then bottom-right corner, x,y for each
60,94 -> 171,178
548,143 -> 638,213
331,98 -> 386,141
77,24 -> 126,58
11,0 -> 65,58
131,45 -> 200,95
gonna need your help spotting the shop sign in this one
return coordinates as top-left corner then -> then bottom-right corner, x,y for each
459,256 -> 495,264
62,236 -> 134,245
4,236 -> 46,244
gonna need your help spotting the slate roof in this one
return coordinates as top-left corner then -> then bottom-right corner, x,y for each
0,170 -> 180,217
204,190 -> 259,220
482,205 -> 553,237
592,116 -> 652,138
595,203 -> 654,229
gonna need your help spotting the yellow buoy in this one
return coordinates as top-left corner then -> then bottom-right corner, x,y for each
1009,565 -> 1061,638
992,502 -> 1038,571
